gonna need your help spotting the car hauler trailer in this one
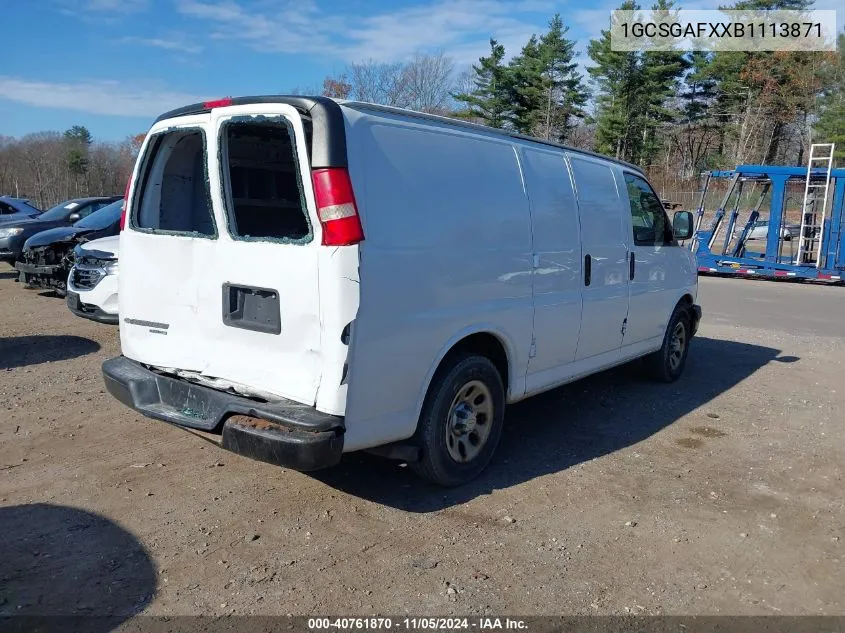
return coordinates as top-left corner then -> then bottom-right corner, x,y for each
693,144 -> 844,283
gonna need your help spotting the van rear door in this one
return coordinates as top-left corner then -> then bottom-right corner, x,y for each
119,104 -> 324,406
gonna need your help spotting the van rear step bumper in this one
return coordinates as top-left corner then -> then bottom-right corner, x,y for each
102,356 -> 344,471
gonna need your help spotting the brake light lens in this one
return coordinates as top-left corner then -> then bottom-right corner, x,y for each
204,97 -> 233,109
311,168 -> 364,246
120,175 -> 131,231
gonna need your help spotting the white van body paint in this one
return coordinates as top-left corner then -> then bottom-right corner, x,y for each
117,99 -> 698,455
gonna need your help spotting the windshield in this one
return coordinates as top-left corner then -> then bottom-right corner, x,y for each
39,200 -> 86,222
74,200 -> 123,229
0,198 -> 40,215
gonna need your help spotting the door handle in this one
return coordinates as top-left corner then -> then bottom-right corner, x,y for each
629,251 -> 635,280
584,254 -> 591,287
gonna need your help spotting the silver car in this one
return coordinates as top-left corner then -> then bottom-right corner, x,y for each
747,220 -> 800,241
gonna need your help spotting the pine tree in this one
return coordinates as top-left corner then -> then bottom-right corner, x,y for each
507,15 -> 588,142
64,125 -> 93,147
587,0 -> 643,161
64,125 -> 92,196
815,31 -> 845,163
681,51 -> 717,124
453,39 -> 511,128
539,15 -> 588,141
676,51 -> 721,176
639,0 -> 689,167
507,35 -> 546,135
726,0 -> 811,8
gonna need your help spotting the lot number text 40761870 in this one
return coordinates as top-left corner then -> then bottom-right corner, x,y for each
308,618 -> 528,631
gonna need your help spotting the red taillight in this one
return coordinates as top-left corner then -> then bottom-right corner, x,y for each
204,97 -> 233,109
311,168 -> 364,246
120,176 -> 131,231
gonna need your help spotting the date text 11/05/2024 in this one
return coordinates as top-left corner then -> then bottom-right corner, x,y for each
308,618 -> 528,630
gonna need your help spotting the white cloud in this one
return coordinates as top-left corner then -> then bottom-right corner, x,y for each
0,77 -> 208,118
176,0 -> 556,64
118,35 -> 203,54
58,0 -> 148,13
85,0 -> 147,9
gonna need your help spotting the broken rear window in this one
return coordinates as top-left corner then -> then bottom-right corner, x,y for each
220,118 -> 311,243
133,128 -> 216,237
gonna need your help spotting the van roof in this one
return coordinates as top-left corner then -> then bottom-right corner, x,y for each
154,95 -> 645,175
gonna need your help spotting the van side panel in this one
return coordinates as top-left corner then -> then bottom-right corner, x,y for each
341,109 -> 533,451
519,146 -> 584,393
567,155 -> 630,362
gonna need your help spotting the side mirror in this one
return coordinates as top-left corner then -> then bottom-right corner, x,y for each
673,210 -> 694,241
68,212 -> 81,222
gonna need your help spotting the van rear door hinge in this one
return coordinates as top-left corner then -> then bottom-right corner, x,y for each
529,337 -> 537,359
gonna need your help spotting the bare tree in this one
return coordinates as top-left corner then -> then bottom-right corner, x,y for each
450,68 -> 477,115
0,131 -> 139,209
347,61 -> 406,107
336,52 -> 458,114
566,122 -> 596,151
322,75 -> 352,99
401,51 -> 455,114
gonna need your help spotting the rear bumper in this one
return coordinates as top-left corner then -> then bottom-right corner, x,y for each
102,356 -> 344,471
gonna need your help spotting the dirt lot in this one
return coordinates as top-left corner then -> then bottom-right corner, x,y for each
1,262 -> 843,619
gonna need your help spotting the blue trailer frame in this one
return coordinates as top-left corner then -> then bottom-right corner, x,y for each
693,164 -> 845,283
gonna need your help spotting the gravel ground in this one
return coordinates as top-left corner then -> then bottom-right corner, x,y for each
1,264 -> 843,619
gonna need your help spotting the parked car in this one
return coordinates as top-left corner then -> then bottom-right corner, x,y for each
16,199 -> 123,294
102,96 -> 701,487
0,196 -> 42,225
66,235 -> 119,324
746,219 -> 800,241
0,196 -> 120,264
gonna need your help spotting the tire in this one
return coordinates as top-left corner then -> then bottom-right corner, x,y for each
645,305 -> 692,383
410,354 -> 505,487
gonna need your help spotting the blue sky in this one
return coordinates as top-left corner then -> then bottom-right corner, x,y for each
1,0 -> 841,141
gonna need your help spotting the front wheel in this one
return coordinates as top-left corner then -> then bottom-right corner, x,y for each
645,305 -> 692,383
411,354 -> 505,487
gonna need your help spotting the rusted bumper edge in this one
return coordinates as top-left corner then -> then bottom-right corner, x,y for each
102,356 -> 344,471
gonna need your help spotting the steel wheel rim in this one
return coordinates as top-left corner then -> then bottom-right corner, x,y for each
445,380 -> 494,463
668,321 -> 686,371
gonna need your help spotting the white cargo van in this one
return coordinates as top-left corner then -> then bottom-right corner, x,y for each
103,96 -> 700,486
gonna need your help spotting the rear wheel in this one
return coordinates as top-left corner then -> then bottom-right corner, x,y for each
411,354 -> 505,487
645,305 -> 691,383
